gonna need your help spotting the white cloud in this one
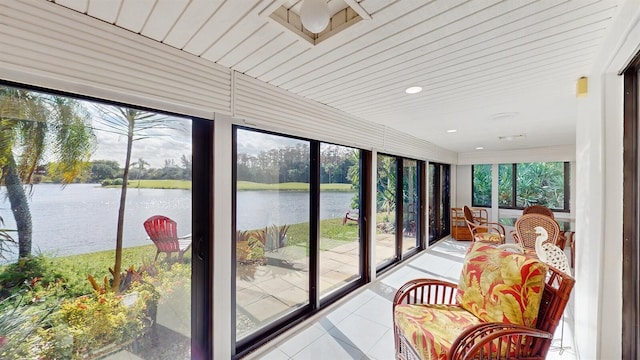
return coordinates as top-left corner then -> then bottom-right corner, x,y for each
92,118 -> 192,169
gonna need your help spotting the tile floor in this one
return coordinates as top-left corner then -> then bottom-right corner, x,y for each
247,237 -> 577,360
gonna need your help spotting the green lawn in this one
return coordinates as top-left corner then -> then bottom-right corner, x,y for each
128,179 -> 192,189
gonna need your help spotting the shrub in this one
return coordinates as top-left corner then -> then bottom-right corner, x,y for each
0,255 -> 91,302
33,283 -> 158,360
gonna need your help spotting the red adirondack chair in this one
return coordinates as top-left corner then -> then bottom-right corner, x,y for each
143,215 -> 192,262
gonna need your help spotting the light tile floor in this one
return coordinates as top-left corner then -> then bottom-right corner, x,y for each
247,237 -> 576,360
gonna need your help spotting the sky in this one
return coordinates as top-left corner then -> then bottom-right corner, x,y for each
90,116 -> 192,169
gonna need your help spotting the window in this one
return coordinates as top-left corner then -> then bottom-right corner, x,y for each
472,164 -> 492,207
233,127 -> 368,356
319,144 -> 362,299
472,162 -> 570,211
0,84 -> 195,358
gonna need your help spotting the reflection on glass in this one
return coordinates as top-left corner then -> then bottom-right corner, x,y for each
439,164 -> 450,236
428,163 -> 451,243
0,85 -> 192,359
235,129 -> 310,340
376,154 -> 397,266
429,164 -> 436,242
402,159 -> 418,254
319,144 -> 361,298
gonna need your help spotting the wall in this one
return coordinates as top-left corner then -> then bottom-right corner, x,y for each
457,145 -> 576,165
454,165 -> 472,209
574,0 -> 640,357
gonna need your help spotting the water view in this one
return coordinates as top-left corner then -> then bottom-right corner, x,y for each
0,184 -> 356,261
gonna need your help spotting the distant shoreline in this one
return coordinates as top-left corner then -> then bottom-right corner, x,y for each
237,181 -> 353,192
2,180 -> 354,192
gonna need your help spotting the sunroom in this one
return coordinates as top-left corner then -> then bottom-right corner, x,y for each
0,0 -> 637,359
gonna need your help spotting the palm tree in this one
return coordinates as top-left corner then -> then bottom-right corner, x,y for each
0,87 -> 95,258
93,105 -> 185,291
131,157 -> 149,188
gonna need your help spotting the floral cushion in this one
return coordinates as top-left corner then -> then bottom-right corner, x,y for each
473,232 -> 502,244
394,304 -> 482,360
456,242 -> 547,327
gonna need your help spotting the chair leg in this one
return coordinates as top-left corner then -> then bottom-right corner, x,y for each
154,250 -> 160,262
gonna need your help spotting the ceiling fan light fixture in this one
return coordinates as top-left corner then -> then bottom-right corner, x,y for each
300,0 -> 330,34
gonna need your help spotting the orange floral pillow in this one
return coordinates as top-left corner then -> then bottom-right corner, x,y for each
456,242 -> 547,327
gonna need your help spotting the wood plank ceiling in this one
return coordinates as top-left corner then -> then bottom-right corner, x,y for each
48,0 -> 623,153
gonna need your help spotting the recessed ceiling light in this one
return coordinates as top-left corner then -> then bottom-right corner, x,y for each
405,86 -> 422,94
447,129 -> 457,133
475,147 -> 484,150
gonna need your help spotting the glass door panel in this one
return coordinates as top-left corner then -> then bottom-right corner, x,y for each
235,129 -> 310,341
402,159 -> 419,254
376,154 -> 397,267
319,144 -> 361,298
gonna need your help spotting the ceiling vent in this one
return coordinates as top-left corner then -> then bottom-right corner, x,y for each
262,0 -> 371,45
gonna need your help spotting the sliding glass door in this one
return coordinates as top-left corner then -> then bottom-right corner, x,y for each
233,127 -> 368,356
428,162 -> 451,245
375,154 -> 425,272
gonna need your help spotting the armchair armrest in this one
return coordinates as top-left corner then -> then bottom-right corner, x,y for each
479,221 -> 506,237
393,278 -> 458,306
449,323 -> 552,360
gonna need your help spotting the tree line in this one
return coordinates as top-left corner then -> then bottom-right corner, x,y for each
31,156 -> 192,184
237,144 -> 357,184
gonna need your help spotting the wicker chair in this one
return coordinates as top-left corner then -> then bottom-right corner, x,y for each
463,205 -> 506,244
393,243 -> 575,360
520,205 -> 567,249
522,204 -> 555,218
514,213 -> 561,251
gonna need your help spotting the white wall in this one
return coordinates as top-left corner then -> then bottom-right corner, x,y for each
455,165 -> 472,209
573,0 -> 639,358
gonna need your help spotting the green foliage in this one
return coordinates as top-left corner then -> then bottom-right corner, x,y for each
472,164 -> 492,206
0,86 -> 96,258
494,162 -> 566,209
32,284 -> 157,360
0,246 -> 187,359
144,262 -> 190,299
90,160 -> 120,182
0,254 -> 92,302
0,289 -> 56,359
515,162 -> 565,208
236,230 -> 266,265
498,163 -> 514,206
101,178 -> 113,186
377,155 -> 397,213
347,150 -> 360,209
0,216 -> 16,262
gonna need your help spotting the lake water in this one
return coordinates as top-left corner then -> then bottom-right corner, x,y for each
0,184 -> 355,261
